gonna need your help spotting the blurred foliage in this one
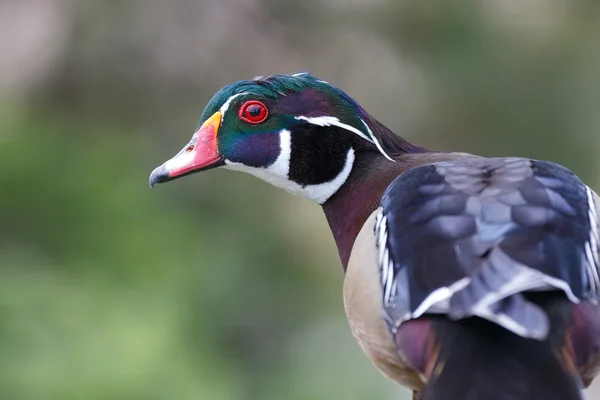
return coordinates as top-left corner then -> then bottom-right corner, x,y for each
1,1 -> 599,399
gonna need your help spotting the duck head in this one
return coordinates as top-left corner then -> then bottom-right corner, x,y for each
149,73 -> 422,204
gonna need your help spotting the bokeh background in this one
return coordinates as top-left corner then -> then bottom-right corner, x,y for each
2,1 -> 600,399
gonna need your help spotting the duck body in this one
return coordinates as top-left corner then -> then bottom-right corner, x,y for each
150,73 -> 600,399
341,155 -> 600,399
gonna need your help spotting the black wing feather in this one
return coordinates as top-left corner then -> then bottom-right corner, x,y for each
378,157 -> 599,339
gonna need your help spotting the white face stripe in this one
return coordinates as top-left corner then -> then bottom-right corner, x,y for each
219,92 -> 248,118
295,116 -> 373,143
295,115 -> 395,162
223,129 -> 355,204
359,118 -> 395,162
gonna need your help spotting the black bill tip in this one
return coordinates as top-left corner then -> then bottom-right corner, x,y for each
149,164 -> 169,188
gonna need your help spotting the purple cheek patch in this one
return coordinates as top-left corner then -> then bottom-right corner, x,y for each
227,133 -> 280,168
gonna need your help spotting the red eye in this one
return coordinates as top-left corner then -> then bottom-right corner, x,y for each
239,100 -> 268,124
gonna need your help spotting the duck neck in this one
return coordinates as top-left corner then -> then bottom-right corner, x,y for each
321,152 -> 411,271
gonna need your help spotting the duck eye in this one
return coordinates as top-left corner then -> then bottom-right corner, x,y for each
239,101 -> 268,124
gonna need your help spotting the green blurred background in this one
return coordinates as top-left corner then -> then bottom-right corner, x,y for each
2,1 -> 600,399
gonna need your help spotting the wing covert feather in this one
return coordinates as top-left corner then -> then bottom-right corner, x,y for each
377,157 -> 600,339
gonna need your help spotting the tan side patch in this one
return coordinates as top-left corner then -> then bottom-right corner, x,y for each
343,208 -> 424,391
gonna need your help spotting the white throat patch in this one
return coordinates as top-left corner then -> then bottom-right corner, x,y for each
224,129 -> 355,204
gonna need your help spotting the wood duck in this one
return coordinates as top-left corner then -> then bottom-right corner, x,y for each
149,73 -> 600,400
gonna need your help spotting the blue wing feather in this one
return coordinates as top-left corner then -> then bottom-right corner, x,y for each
378,157 -> 599,339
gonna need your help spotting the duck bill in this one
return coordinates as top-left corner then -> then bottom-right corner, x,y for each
149,111 -> 224,187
